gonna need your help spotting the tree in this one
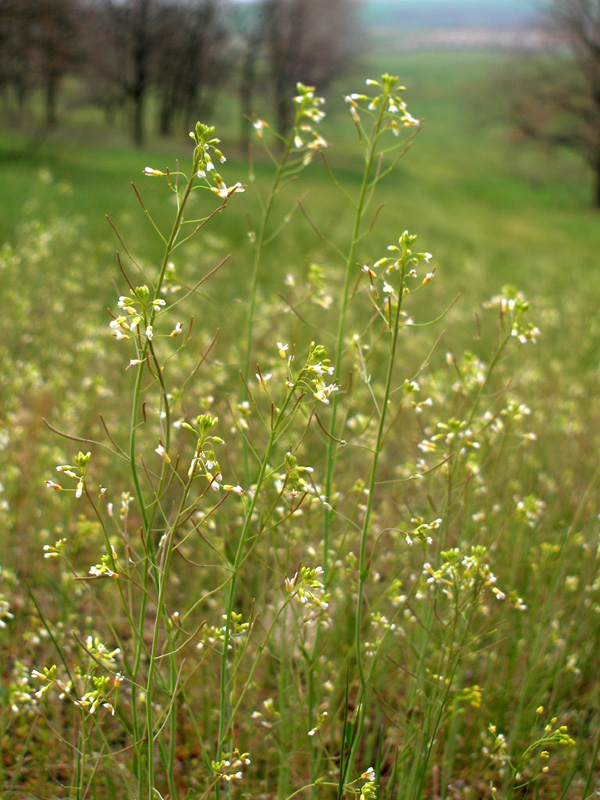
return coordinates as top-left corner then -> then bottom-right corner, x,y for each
33,0 -> 81,127
0,0 -> 36,119
153,0 -> 229,138
512,0 -> 600,206
0,0 -> 80,126
86,0 -> 157,147
262,0 -> 356,136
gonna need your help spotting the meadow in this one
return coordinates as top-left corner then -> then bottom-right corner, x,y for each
1,49 -> 600,799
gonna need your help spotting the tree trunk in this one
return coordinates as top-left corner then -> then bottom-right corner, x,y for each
158,85 -> 175,137
133,88 -> 144,148
45,72 -> 59,128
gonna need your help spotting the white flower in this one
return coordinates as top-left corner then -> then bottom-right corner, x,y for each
145,325 -> 154,341
256,372 -> 272,389
155,442 -> 171,464
170,322 -> 183,337
313,382 -> 338,404
223,484 -> 244,495
253,118 -> 268,137
144,167 -> 164,177
46,480 -> 62,491
211,180 -> 245,199
277,342 -> 288,358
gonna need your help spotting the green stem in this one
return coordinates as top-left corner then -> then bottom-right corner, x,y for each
345,267 -> 406,779
308,90 -> 392,785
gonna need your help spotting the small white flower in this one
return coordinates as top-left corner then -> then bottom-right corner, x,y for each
170,322 -> 183,337
256,372 -> 272,389
144,167 -> 165,177
211,180 -> 245,199
313,382 -> 338,404
253,118 -> 268,137
145,325 -> 154,341
223,484 -> 244,495
155,442 -> 171,464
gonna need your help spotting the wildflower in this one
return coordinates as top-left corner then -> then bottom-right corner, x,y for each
170,322 -> 183,337
256,372 -> 272,389
277,341 -> 288,358
223,484 -> 245,495
46,480 -> 62,491
313,382 -> 338,404
127,359 -> 143,369
145,325 -> 154,341
43,538 -> 66,559
252,118 -> 268,137
155,442 -> 171,464
211,179 -> 245,199
144,167 -> 165,177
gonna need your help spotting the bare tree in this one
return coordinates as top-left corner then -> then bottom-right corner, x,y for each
262,0 -> 356,135
512,0 -> 600,206
154,0 -> 229,138
0,0 -> 79,125
33,0 -> 81,127
86,0 -> 157,147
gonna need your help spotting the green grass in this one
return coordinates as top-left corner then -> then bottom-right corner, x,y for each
2,50 -> 600,800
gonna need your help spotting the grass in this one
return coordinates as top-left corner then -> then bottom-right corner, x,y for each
1,50 -> 599,800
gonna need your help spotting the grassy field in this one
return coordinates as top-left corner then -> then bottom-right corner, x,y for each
1,50 -> 600,799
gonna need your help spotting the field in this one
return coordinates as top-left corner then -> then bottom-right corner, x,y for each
1,50 -> 600,799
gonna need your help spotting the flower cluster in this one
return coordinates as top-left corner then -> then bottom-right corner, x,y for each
48,450 -> 91,498
422,546 -> 503,609
211,749 -> 251,782
110,284 -> 168,345
292,83 -> 328,164
198,612 -> 250,652
285,566 -> 330,623
359,767 -> 378,800
344,73 -> 421,135
302,342 -> 338,404
363,231 -> 434,321
403,515 -> 442,546
484,286 -> 540,344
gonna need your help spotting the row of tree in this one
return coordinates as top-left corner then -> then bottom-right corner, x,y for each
0,0 -> 355,147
